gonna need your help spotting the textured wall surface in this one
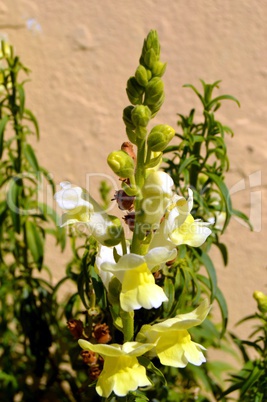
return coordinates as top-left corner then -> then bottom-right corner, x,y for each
1,0 -> 266,333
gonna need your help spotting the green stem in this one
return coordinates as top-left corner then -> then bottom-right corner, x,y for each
189,117 -> 207,189
131,138 -> 146,254
121,310 -> 134,342
121,229 -> 127,255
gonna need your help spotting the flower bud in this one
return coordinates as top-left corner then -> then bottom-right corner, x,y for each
253,291 -> 267,313
144,77 -> 164,107
144,48 -> 158,70
107,150 -> 135,179
151,61 -> 167,77
126,127 -> 137,144
135,65 -> 152,86
147,124 -> 175,152
105,215 -> 124,246
123,106 -> 135,130
140,30 -> 160,67
131,105 -> 151,128
108,277 -> 121,305
126,77 -> 144,105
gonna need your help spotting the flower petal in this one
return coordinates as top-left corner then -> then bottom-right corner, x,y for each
78,340 -> 123,357
183,340 -> 206,366
169,214 -> 212,247
121,281 -> 168,312
147,299 -> 211,332
145,247 -> 177,271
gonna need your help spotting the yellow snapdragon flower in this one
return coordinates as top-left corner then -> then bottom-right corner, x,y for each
136,299 -> 210,368
78,340 -> 154,397
100,247 -> 177,311
150,188 -> 212,249
141,171 -> 174,225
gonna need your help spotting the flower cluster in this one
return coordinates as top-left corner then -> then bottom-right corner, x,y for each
55,30 -> 213,398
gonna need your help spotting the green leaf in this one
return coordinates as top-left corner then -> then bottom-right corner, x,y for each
183,83 -> 204,105
204,172 -> 232,232
178,155 -> 198,174
214,286 -> 228,336
163,277 -> 175,314
24,108 -> 40,139
193,249 -> 217,301
197,275 -> 228,335
17,83 -> 25,118
138,356 -> 167,386
77,271 -> 90,309
145,152 -> 163,169
6,177 -> 22,233
23,143 -> 39,173
207,94 -> 240,111
0,115 -> 9,158
232,208 -> 253,230
25,220 -> 44,270
214,242 -> 228,266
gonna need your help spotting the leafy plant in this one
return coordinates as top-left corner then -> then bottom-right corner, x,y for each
0,40 -> 83,402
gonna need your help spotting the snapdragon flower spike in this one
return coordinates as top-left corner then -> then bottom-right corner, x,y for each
136,299 -> 211,368
150,188 -> 212,249
54,182 -> 123,246
100,247 -> 177,312
78,340 -> 154,398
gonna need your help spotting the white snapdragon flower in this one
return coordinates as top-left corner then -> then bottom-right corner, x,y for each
54,182 -> 122,246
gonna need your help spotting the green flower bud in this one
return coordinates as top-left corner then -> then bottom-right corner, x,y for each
108,277 -> 122,305
126,127 -> 137,144
135,65 -> 152,86
253,291 -> 267,313
126,77 -> 144,105
151,61 -> 167,77
144,77 -> 164,107
123,106 -> 135,130
107,150 -> 135,178
135,64 -> 152,87
131,105 -> 151,127
147,124 -> 175,152
104,215 -> 123,246
140,30 -> 160,66
135,126 -> 147,140
149,97 -> 165,117
144,48 -> 158,70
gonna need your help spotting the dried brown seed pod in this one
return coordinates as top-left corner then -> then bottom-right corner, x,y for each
112,189 -> 135,211
80,350 -> 98,365
67,319 -> 84,339
121,141 -> 136,162
123,212 -> 135,232
93,323 -> 112,344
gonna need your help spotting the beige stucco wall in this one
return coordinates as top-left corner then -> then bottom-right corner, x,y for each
1,0 -> 267,334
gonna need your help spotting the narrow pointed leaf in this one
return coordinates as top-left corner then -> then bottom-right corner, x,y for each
0,115 -> 9,158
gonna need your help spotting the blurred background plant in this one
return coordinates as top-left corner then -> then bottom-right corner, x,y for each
0,40 -> 84,402
0,35 -> 263,402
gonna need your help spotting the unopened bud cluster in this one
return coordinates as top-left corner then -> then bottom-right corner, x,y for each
123,30 -> 169,145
